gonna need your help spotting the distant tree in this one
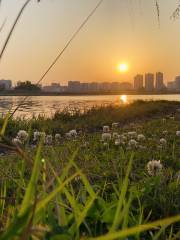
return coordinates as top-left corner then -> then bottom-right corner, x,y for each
14,81 -> 41,92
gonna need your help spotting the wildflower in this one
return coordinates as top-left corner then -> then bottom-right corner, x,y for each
102,133 -> 111,142
138,145 -> 147,151
81,141 -> 89,148
160,138 -> 167,145
103,126 -> 110,133
115,139 -> 121,146
112,132 -> 119,139
112,122 -> 119,129
12,137 -> 22,145
33,131 -> 46,142
128,131 -> 137,139
169,116 -> 175,120
45,135 -> 53,145
120,134 -> 127,141
162,130 -> 168,135
137,134 -> 146,141
17,130 -> 28,143
176,131 -> 180,136
162,118 -> 166,123
128,139 -> 138,147
55,133 -> 61,142
103,142 -> 109,147
69,129 -> 77,137
147,160 -> 163,176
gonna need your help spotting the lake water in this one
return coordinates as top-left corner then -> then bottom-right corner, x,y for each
0,94 -> 180,118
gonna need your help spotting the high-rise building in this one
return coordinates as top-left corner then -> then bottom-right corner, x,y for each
0,79 -> 12,90
68,81 -> 81,92
134,74 -> 143,90
145,73 -> 154,92
175,76 -> 180,90
155,72 -> 164,90
167,81 -> 176,91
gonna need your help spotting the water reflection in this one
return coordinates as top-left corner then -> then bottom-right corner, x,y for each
0,95 -> 179,118
120,95 -> 127,104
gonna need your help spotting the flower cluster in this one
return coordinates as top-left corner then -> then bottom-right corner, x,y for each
147,160 -> 163,176
13,130 -> 28,145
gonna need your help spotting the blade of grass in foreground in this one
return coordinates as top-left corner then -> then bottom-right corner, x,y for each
19,144 -> 42,216
89,215 -> 180,240
110,154 -> 133,232
0,113 -> 10,136
35,171 -> 81,215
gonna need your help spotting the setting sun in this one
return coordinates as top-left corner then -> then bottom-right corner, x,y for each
118,63 -> 129,73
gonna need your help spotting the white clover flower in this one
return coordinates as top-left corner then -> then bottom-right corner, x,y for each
33,131 -> 46,142
12,137 -> 22,145
162,130 -> 168,135
127,131 -> 137,139
147,160 -> 163,176
128,139 -> 138,147
160,138 -> 167,145
69,129 -> 77,137
137,134 -> 146,141
102,133 -> 111,142
103,142 -> 109,147
103,126 -> 110,133
55,133 -> 61,142
112,132 -> 119,139
81,141 -> 89,148
120,134 -> 127,142
138,145 -> 147,151
66,132 -> 71,138
17,130 -> 28,143
45,134 -> 53,145
112,122 -> 119,129
162,118 -> 166,123
169,116 -> 175,120
115,139 -> 121,146
176,131 -> 180,137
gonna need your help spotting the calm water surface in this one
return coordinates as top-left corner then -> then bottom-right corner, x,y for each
0,95 -> 179,118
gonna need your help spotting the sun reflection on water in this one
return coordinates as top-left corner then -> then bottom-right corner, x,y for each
120,95 -> 127,104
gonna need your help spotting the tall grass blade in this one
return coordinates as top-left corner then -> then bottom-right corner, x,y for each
19,144 -> 41,216
110,154 -> 133,232
89,215 -> 180,240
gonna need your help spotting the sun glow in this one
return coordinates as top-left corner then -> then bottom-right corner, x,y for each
120,95 -> 127,103
118,63 -> 129,73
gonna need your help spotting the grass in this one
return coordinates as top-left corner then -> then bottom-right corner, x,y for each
0,100 -> 179,239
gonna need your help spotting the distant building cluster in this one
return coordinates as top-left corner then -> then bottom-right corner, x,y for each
42,72 -> 168,93
0,79 -> 12,90
134,72 -> 165,91
42,81 -> 133,93
167,76 -> 180,91
1,73 -> 180,93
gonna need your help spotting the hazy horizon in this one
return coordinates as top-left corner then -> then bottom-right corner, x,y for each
0,0 -> 180,85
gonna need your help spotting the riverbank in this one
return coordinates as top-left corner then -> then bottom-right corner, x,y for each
0,100 -> 179,239
2,100 -> 180,136
0,91 -> 180,96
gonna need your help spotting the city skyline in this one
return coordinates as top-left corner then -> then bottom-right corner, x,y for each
0,1 -> 180,85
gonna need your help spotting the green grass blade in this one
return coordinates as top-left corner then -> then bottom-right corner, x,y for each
19,144 -> 42,216
35,171 -> 81,215
89,215 -> 180,240
110,154 -> 133,232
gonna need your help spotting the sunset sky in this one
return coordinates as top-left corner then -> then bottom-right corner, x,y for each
0,0 -> 180,86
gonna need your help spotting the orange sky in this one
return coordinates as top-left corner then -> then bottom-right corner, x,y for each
0,0 -> 180,86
